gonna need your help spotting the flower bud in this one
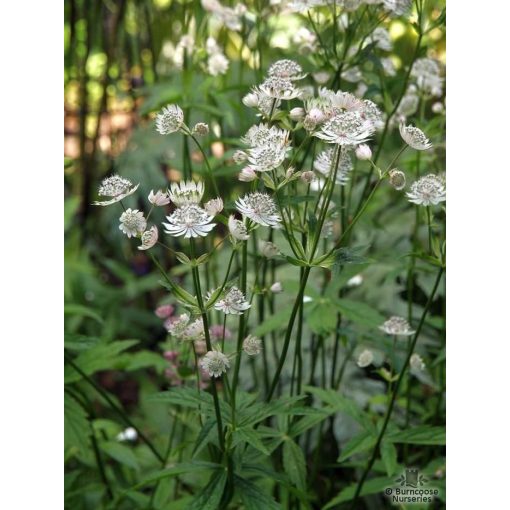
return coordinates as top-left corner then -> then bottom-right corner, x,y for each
300,171 -> 315,184
270,282 -> 283,293
260,241 -> 279,258
355,144 -> 372,160
155,304 -> 174,319
303,116 -> 317,131
233,149 -> 248,164
289,107 -> 305,121
242,92 -> 259,108
148,190 -> 170,206
239,166 -> 257,182
192,122 -> 209,136
307,107 -> 325,123
286,166 -> 295,179
204,197 -> 224,215
432,102 -> 444,114
163,350 -> 179,362
388,169 -> 406,190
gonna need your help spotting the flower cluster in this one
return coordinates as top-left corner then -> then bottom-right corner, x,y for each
406,174 -> 446,206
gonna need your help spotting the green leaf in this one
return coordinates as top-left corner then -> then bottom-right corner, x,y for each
148,387 -> 213,410
323,477 -> 392,509
332,299 -> 385,328
64,334 -> 101,352
387,426 -> 445,445
64,304 -> 104,324
338,430 -> 377,463
100,441 -> 140,470
134,462 -> 222,488
251,305 -> 293,337
234,427 -> 270,456
64,393 -> 90,454
331,245 -> 371,274
236,475 -> 282,510
289,409 -> 333,437
186,469 -> 227,510
380,440 -> 398,476
307,301 -> 337,335
282,438 -> 307,491
192,419 -> 217,458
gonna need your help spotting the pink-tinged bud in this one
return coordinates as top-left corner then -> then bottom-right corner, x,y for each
209,324 -> 232,340
239,166 -> 257,182
155,304 -> 174,319
270,282 -> 283,293
355,144 -> 372,160
163,350 -> 179,362
432,102 -> 444,114
301,171 -> 315,184
307,107 -> 325,123
289,107 -> 305,121
194,340 -> 208,355
242,92 -> 259,108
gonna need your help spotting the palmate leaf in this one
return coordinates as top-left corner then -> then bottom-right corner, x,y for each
307,301 -> 338,335
235,475 -> 282,510
282,438 -> 307,491
185,470 -> 228,510
148,387 -> 214,410
337,430 -> 377,463
289,408 -> 334,438
233,427 -> 271,456
323,476 -> 392,509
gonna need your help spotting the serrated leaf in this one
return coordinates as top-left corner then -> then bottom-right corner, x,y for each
64,304 -> 103,324
338,430 -> 377,463
64,334 -> 101,352
134,462 -> 222,488
236,475 -> 282,510
387,426 -> 445,445
251,305 -> 293,337
333,299 -> 385,328
100,441 -> 140,470
234,427 -> 270,456
185,469 -> 227,510
192,419 -> 217,458
380,440 -> 398,476
64,393 -> 90,454
282,439 -> 307,491
323,477 -> 392,509
289,408 -> 333,437
307,302 -> 337,335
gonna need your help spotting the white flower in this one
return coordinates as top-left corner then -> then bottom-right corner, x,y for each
383,0 -> 411,16
148,189 -> 170,206
228,215 -> 250,241
215,287 -> 251,315
301,171 -> 315,184
381,57 -> 396,77
204,198 -> 224,215
242,124 -> 289,148
312,71 -> 330,84
163,204 -> 216,238
288,0 -> 325,13
259,241 -> 279,258
239,166 -> 257,182
357,349 -> 374,368
247,143 -> 288,172
292,27 -> 317,52
119,209 -> 147,238
236,192 -> 281,227
290,107 -> 305,121
166,314 -> 190,337
183,318 -> 205,341
267,59 -> 305,80
138,226 -> 159,250
200,350 -> 230,378
314,148 -> 353,185
207,53 -> 229,76
93,175 -> 139,206
258,76 -> 302,100
379,316 -> 415,336
355,144 -> 372,160
314,111 -> 375,146
233,150 -> 248,163
270,282 -> 283,293
369,27 -> 393,51
347,274 -> 363,287
406,174 -> 446,206
399,123 -> 432,150
116,427 -> 138,442
243,335 -> 262,356
192,122 -> 209,136
242,92 -> 259,108
155,104 -> 184,134
168,181 -> 205,206
411,58 -> 443,95
388,169 -> 406,190
432,102 -> 444,114
410,353 -> 426,371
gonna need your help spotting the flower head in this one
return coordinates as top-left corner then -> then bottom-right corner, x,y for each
155,104 -> 184,134
192,122 -> 210,136
379,316 -> 415,336
163,204 -> 216,238
258,76 -> 302,100
388,169 -> 406,190
314,147 -> 353,185
267,59 -> 305,80
138,226 -> 159,250
410,353 -> 426,371
243,335 -> 262,356
119,209 -> 147,238
357,349 -> 374,368
270,282 -> 283,293
148,190 -> 170,206
314,111 -> 375,146
239,166 -> 257,182
355,144 -> 372,160
155,304 -> 174,319
183,318 -> 205,341
207,52 -> 229,76
209,324 -> 232,341
228,215 -> 250,241
94,175 -> 139,206
236,192 -> 281,227
168,181 -> 205,206
406,174 -> 446,206
259,241 -> 279,258
204,197 -> 224,216
200,350 -> 230,378
399,123 -> 432,150
215,287 -> 251,315
166,313 -> 190,337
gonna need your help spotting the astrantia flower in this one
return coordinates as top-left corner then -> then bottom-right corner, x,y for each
360,100 -> 383,129
235,192 -> 281,227
228,215 -> 250,241
258,76 -> 301,100
270,282 -> 283,293
383,0 -> 411,16
168,181 -> 205,206
288,0 -> 325,13
207,52 -> 229,76
209,324 -> 232,341
163,204 -> 216,238
138,226 -> 159,250
406,174 -> 446,206
243,335 -> 262,356
166,313 -> 190,337
215,287 -> 251,315
183,318 -> 205,341
369,27 -> 393,51
411,58 -> 443,95
379,316 -> 415,336
94,175 -> 139,206
200,350 -> 230,378
155,104 -> 184,134
314,148 -> 353,185
233,150 -> 248,163
119,209 -> 147,238
355,144 -> 372,160
357,349 -> 374,368
242,124 -> 289,148
267,59 -> 305,80
155,304 -> 174,319
314,111 -> 375,146
192,122 -> 210,136
148,189 -> 170,206
247,143 -> 289,172
388,169 -> 406,190
400,123 -> 432,150
239,166 -> 257,182
410,353 -> 426,371
204,198 -> 224,216
259,241 -> 279,258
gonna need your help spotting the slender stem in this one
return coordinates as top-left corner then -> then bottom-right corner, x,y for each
427,206 -> 433,253
189,133 -> 220,197
349,266 -> 444,508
